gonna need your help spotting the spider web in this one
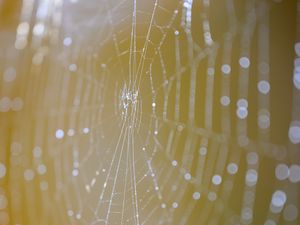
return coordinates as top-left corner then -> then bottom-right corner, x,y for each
1,0 -> 300,225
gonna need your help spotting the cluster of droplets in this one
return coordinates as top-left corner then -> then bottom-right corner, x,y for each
119,85 -> 139,118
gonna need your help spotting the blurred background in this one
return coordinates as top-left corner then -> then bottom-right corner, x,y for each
0,0 -> 300,224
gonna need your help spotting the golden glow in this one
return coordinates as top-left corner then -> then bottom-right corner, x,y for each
0,0 -> 300,225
